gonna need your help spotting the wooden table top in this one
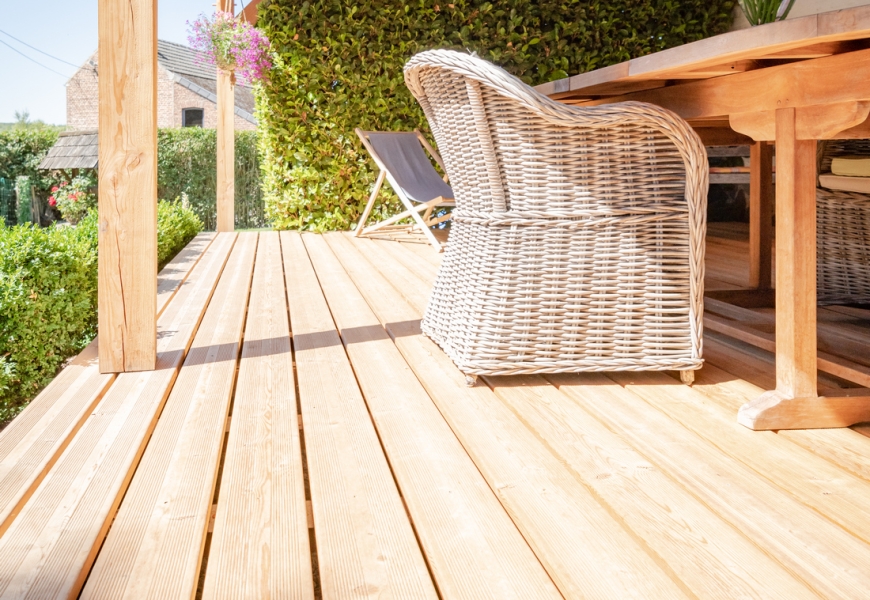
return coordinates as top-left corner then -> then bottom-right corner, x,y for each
537,6 -> 870,104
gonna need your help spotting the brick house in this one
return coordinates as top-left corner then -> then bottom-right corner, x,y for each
66,39 -> 257,131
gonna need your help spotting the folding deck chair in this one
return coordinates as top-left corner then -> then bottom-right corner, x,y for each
354,128 -> 455,251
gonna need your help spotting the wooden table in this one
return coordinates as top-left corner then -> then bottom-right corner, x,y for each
539,6 -> 870,430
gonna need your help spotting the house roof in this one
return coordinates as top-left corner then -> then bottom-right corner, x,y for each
38,130 -> 98,170
156,40 -> 257,123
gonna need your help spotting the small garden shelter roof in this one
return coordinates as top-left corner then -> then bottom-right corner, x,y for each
38,130 -> 98,170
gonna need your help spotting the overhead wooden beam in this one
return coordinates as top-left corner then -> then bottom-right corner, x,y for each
580,47 -> 870,120
216,0 -> 235,233
97,0 -> 158,373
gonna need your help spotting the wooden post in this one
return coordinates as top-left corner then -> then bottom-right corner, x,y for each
748,141 -> 773,289
216,0 -> 235,233
97,0 -> 158,373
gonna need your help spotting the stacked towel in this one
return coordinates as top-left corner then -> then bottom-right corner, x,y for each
831,155 -> 870,177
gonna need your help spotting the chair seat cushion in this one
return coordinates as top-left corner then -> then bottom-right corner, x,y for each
831,155 -> 870,177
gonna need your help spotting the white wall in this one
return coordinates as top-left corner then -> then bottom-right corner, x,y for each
732,0 -> 870,30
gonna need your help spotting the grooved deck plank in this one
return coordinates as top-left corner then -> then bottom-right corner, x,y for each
303,234 -> 562,600
690,361 -> 870,484
0,233 -> 236,600
201,232 -> 314,600
280,232 -> 436,600
82,233 -> 257,599
486,375 -> 818,599
609,370 -> 870,547
548,373 -> 870,599
0,232 -> 215,536
326,232 -> 688,599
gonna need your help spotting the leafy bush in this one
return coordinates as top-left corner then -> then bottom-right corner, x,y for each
0,201 -> 202,419
157,200 -> 204,266
257,0 -> 736,231
157,128 -> 264,230
50,173 -> 98,224
0,128 -> 64,218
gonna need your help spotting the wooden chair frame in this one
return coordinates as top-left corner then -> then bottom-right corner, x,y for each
354,128 -> 455,251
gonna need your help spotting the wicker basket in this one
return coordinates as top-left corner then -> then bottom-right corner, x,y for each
817,140 -> 870,305
404,50 -> 707,380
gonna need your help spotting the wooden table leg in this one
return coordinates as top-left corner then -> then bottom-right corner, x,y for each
738,107 -> 870,429
748,141 -> 773,289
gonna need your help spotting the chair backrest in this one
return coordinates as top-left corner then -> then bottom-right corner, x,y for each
358,130 -> 454,203
403,50 -> 707,218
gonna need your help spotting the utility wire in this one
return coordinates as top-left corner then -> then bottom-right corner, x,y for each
0,29 -> 82,69
0,37 -> 71,79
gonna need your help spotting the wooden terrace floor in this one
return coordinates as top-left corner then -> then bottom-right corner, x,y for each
1,228 -> 870,599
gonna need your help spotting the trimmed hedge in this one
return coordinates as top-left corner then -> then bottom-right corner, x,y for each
158,128 -> 264,230
0,201 -> 202,419
257,0 -> 736,231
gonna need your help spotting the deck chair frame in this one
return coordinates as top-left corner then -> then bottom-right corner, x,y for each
354,128 -> 455,251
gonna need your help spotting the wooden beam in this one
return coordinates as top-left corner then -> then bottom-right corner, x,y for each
216,0 -> 235,233
577,47 -> 870,121
730,101 -> 870,141
748,142 -> 773,289
97,0 -> 157,373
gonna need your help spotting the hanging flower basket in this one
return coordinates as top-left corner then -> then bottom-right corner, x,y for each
188,11 -> 272,85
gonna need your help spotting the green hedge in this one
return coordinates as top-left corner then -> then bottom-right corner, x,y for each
0,128 -> 64,218
0,201 -> 202,419
158,128 -> 264,230
257,0 -> 736,232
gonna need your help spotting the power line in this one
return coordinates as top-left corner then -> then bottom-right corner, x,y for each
0,37 -> 72,79
0,29 -> 81,69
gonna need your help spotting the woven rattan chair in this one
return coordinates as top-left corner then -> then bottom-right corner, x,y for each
817,140 -> 870,304
404,50 -> 708,386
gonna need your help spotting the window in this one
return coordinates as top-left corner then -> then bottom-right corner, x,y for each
182,108 -> 204,127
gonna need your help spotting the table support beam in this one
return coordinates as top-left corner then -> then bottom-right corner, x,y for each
737,107 -> 864,430
97,0 -> 158,373
748,142 -> 773,290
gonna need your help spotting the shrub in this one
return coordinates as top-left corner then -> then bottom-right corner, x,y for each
0,200 -> 202,419
51,173 -> 98,224
157,128 -> 264,230
257,0 -> 736,232
0,128 -> 65,219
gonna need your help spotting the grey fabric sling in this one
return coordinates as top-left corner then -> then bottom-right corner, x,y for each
367,132 -> 454,203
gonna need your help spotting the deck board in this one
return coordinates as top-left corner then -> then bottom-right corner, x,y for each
0,233 -> 235,599
306,233 -> 561,599
201,232 -> 314,599
81,233 -> 256,599
1,227 -> 869,598
328,232 -> 689,599
281,232 -> 437,599
0,233 -> 215,536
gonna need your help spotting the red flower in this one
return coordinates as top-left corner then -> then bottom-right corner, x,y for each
51,186 -> 59,192
48,197 -> 56,206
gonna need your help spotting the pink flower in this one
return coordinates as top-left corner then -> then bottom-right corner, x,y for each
51,186 -> 59,192
60,181 -> 68,188
48,197 -> 56,206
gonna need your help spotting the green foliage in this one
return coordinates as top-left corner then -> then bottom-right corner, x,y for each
257,0 -> 736,231
157,200 -> 204,266
0,201 -> 202,419
157,128 -> 265,230
739,0 -> 794,25
51,173 -> 98,225
0,128 -> 64,201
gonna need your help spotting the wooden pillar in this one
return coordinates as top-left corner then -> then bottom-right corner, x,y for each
216,0 -> 235,233
748,141 -> 773,289
97,0 -> 158,373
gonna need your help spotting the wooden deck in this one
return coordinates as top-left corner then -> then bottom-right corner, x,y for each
1,228 -> 870,599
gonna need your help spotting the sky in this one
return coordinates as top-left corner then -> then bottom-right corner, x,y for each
0,1 -> 252,124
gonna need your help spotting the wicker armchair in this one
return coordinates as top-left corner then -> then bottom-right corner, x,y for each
404,50 -> 708,385
817,140 -> 870,305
